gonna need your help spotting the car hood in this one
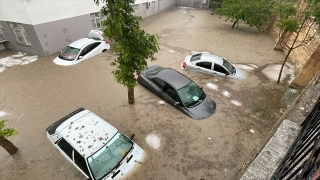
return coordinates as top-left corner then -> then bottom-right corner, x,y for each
187,95 -> 216,120
233,66 -> 247,79
103,143 -> 145,180
53,56 -> 76,66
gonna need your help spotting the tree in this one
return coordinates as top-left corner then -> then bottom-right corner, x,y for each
214,0 -> 274,30
0,120 -> 18,155
275,0 -> 320,83
94,0 -> 160,104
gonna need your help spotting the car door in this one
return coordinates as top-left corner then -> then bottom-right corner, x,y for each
150,77 -> 166,98
213,63 -> 230,77
195,61 -> 213,74
73,150 -> 91,179
79,42 -> 102,61
162,83 -> 180,105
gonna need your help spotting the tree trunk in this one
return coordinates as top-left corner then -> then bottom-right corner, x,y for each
127,87 -> 134,104
291,44 -> 320,87
274,31 -> 288,51
0,136 -> 18,155
232,21 -> 237,28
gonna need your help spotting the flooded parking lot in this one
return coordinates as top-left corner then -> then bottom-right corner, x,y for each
0,7 -> 294,180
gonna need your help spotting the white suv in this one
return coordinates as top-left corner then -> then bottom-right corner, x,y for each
46,108 -> 145,180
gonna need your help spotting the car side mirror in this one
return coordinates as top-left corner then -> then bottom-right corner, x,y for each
174,102 -> 180,106
130,133 -> 135,140
78,56 -> 83,59
201,86 -> 203,90
87,177 -> 92,180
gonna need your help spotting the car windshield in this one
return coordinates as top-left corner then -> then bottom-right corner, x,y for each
58,46 -> 80,61
87,132 -> 133,180
223,58 -> 235,74
178,82 -> 205,107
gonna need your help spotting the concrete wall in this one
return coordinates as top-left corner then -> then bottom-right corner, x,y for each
266,17 -> 320,73
0,21 -> 39,55
0,0 -> 103,25
33,14 -> 93,56
134,0 -> 177,18
177,0 -> 204,8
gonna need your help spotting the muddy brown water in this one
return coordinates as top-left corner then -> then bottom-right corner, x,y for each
0,8 -> 290,180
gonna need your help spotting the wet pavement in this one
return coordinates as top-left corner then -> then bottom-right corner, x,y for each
0,7 -> 295,180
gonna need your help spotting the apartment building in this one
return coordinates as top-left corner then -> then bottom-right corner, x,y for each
0,0 -> 176,56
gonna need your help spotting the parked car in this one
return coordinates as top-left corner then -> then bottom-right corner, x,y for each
46,108 -> 145,180
138,65 -> 216,120
181,52 -> 247,79
53,30 -> 110,66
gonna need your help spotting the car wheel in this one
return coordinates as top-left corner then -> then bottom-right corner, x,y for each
102,49 -> 107,52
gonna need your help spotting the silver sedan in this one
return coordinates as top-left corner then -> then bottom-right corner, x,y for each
181,52 -> 247,79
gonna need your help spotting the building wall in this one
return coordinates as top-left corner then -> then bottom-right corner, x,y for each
0,21 -> 40,55
0,0 -> 103,25
134,0 -> 177,18
33,14 -> 93,56
177,0 -> 204,8
1,0 -> 178,56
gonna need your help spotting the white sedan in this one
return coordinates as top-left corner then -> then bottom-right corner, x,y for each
53,30 -> 110,66
181,52 -> 247,79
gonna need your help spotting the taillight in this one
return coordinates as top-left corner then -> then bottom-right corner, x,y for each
182,62 -> 186,68
105,40 -> 109,44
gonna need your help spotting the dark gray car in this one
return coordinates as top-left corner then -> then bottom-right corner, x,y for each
138,65 -> 216,120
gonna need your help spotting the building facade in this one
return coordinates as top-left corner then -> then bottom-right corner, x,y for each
0,0 -> 177,56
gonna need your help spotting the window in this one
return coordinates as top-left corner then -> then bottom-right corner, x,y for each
151,1 -> 155,12
164,84 -> 180,102
214,64 -> 229,74
57,138 -> 74,159
8,22 -> 31,46
74,150 -> 90,176
196,61 -> 212,70
0,23 -> 7,42
151,78 -> 165,90
134,4 -> 139,10
90,12 -> 102,29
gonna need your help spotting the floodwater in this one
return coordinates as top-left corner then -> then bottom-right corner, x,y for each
0,7 -> 294,180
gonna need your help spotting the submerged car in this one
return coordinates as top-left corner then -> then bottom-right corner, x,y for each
53,30 -> 110,66
181,53 -> 247,79
46,108 -> 145,180
138,65 -> 216,120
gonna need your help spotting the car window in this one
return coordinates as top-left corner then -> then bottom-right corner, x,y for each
196,61 -> 212,70
213,64 -> 229,74
89,42 -> 101,50
222,58 -> 235,74
59,46 -> 80,61
146,67 -> 164,75
178,82 -> 205,107
164,84 -> 180,102
151,78 -> 165,90
79,46 -> 90,57
81,42 -> 101,57
74,150 -> 90,176
190,54 -> 202,62
57,138 -> 74,159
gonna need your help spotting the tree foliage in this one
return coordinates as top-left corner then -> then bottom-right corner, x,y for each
274,0 -> 320,83
214,0 -> 274,30
94,0 -> 160,104
0,120 -> 17,137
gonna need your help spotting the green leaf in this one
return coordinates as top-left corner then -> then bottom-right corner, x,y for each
0,120 -> 18,137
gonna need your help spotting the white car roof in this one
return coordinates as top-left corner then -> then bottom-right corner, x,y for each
200,53 -> 224,65
68,38 -> 95,49
56,110 -> 118,158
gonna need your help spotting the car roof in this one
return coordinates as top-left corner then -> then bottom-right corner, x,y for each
199,53 -> 224,65
57,110 -> 118,158
157,68 -> 191,89
68,38 -> 95,49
